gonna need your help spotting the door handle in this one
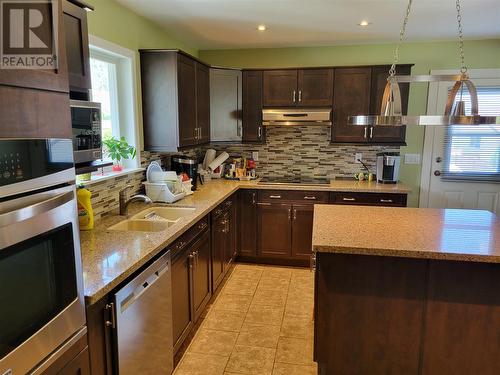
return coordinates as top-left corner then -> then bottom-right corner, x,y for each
293,90 -> 296,103
303,196 -> 317,200
342,197 -> 356,202
252,192 -> 256,205
288,208 -> 292,220
298,90 -> 302,102
269,195 -> 282,199
436,157 -> 442,163
257,202 -> 271,206
194,128 -> 198,140
364,127 -> 368,139
434,170 -> 442,176
379,199 -> 394,203
310,253 -> 316,272
105,302 -> 116,329
293,208 -> 297,220
369,127 -> 373,139
258,126 -> 262,139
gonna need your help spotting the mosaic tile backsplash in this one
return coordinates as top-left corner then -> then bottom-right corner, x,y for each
86,126 -> 398,220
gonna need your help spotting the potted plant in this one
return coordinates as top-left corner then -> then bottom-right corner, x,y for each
102,136 -> 136,172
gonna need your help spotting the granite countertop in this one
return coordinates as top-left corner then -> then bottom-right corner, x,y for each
312,205 -> 500,263
81,178 -> 411,304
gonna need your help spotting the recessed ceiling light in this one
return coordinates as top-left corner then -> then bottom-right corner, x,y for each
257,25 -> 267,31
359,20 -> 371,26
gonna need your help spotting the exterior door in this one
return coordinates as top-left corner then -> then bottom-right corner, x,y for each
420,70 -> 500,213
258,203 -> 292,257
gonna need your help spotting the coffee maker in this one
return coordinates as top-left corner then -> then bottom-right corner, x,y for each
171,156 -> 199,190
376,152 -> 401,184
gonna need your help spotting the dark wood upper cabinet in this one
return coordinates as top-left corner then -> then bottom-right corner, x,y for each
196,63 -> 210,144
140,50 -> 210,151
239,190 -> 258,257
297,69 -> 333,107
262,68 -> 334,107
263,70 -> 298,107
258,203 -> 292,257
0,0 -> 69,93
332,67 -> 372,143
242,70 -> 264,143
177,54 -> 198,147
62,0 -> 91,96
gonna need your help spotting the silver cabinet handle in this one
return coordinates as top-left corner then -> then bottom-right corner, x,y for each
293,208 -> 297,220
288,208 -> 292,220
269,195 -> 282,199
380,199 -> 394,203
252,192 -> 256,205
293,90 -> 296,103
298,90 -> 302,102
369,127 -> 373,139
257,202 -> 271,206
310,253 -> 316,272
342,197 -> 356,201
194,128 -> 198,140
258,126 -> 262,139
303,196 -> 317,200
105,302 -> 116,329
364,127 -> 368,139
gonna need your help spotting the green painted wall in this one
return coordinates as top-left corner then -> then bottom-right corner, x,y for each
200,39 -> 500,207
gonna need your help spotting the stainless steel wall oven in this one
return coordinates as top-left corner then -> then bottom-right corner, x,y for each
0,139 -> 86,375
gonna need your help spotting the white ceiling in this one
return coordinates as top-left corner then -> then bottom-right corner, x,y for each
116,0 -> 500,50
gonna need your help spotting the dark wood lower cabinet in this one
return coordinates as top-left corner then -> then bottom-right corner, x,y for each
315,253 -> 500,375
191,230 -> 211,321
239,190 -> 258,256
291,204 -> 314,260
258,202 -> 292,257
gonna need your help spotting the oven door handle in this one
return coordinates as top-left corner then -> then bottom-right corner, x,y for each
0,190 -> 74,228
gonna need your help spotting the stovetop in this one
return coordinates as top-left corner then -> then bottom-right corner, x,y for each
258,176 -> 330,186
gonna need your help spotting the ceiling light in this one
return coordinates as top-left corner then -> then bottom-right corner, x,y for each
349,0 -> 500,127
257,25 -> 267,31
358,20 -> 370,26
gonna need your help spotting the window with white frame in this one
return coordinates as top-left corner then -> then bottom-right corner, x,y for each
443,86 -> 500,182
88,37 -> 140,172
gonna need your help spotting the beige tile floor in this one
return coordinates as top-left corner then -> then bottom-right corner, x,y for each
173,263 -> 317,375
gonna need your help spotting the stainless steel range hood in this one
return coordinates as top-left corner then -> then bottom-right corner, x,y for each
262,108 -> 332,126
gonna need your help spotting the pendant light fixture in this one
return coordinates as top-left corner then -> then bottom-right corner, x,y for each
348,0 -> 500,127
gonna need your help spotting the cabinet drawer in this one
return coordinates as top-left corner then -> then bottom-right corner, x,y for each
330,192 -> 407,207
169,216 -> 209,257
259,190 -> 328,203
212,196 -> 236,218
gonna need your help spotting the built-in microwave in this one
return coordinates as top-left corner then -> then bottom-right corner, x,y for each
70,100 -> 102,164
0,139 -> 86,375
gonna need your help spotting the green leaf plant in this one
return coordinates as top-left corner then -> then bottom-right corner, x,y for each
102,136 -> 136,164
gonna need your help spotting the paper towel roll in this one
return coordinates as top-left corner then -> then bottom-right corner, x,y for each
208,152 -> 229,172
203,149 -> 216,170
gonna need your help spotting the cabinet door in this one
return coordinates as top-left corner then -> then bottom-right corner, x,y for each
191,230 -> 211,320
369,65 -> 412,144
0,0 -> 69,93
225,202 -> 236,268
171,247 -> 193,350
297,69 -> 334,107
242,70 -> 264,142
258,203 -> 292,257
196,63 -> 210,144
263,70 -> 298,107
239,190 -> 258,256
210,68 -> 242,142
331,67 -> 371,143
211,212 -> 227,292
58,347 -> 91,375
62,0 -> 91,94
291,204 -> 314,260
177,54 -> 198,147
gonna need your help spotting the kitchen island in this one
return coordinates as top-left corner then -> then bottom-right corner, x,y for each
312,205 -> 500,375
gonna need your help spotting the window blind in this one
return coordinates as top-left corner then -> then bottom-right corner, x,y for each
443,86 -> 500,182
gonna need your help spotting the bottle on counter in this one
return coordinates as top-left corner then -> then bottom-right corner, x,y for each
77,187 -> 94,230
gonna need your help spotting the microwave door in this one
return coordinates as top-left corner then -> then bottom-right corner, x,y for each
0,185 -> 85,375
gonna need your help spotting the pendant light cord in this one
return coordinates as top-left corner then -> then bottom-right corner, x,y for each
389,0 -> 413,77
456,0 -> 467,75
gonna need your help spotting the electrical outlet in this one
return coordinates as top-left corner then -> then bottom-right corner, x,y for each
404,153 -> 421,165
252,151 -> 259,161
355,153 -> 362,163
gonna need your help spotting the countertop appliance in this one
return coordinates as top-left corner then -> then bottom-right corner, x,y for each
171,156 -> 199,191
0,139 -> 86,375
376,152 -> 401,184
258,176 -> 330,186
112,251 -> 173,375
71,100 -> 102,164
262,108 -> 332,126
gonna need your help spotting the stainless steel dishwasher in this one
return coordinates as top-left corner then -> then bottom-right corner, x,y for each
113,251 -> 173,374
